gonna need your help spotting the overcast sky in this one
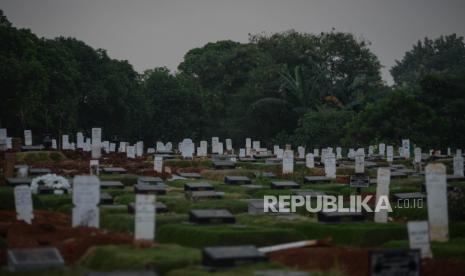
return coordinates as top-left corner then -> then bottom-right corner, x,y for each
2,0 -> 465,84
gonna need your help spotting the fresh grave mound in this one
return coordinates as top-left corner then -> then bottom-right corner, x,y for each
267,246 -> 465,276
1,210 -> 132,264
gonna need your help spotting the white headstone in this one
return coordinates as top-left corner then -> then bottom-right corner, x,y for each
154,155 -> 163,173
62,135 -> 70,150
76,132 -> 84,149
109,143 -> 116,152
297,146 -> 305,159
217,142 -> 224,155
324,153 -> 336,179
374,168 -> 391,223
386,146 -> 394,163
368,145 -> 374,156
89,159 -> 99,175
282,150 -> 294,174
306,153 -> 314,168
414,148 -> 422,164
276,148 -> 284,160
239,148 -> 246,158
181,139 -> 194,159
226,139 -> 232,151
134,194 -> 156,241
336,147 -> 342,159
102,141 -> 110,153
136,141 -> 144,157
273,145 -> 279,155
119,142 -> 127,153
24,130 -> 32,146
51,139 -> 57,149
407,221 -> 433,258
379,143 -> 386,156
313,149 -> 319,157
126,146 -> 136,159
91,128 -> 102,159
355,149 -> 365,174
402,139 -> 410,159
14,185 -> 34,224
211,137 -> 219,153
252,141 -> 260,150
0,128 -> 7,151
425,163 -> 449,242
165,142 -> 172,151
72,175 -> 100,228
156,142 -> 165,152
447,148 -> 451,156
453,155 -> 464,177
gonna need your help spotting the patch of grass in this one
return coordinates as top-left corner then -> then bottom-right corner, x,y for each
383,238 -> 465,261
101,212 -> 187,234
36,194 -> 72,212
0,187 -> 45,211
0,267 -> 87,276
80,244 -> 200,274
157,224 -> 305,248
15,151 -> 66,164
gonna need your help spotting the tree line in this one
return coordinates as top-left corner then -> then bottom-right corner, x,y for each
1,10 -> 465,149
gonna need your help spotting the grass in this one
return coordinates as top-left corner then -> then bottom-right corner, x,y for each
157,224 -> 305,248
15,151 -> 66,164
80,244 -> 201,274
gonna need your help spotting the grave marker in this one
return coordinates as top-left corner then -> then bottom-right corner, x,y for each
134,194 -> 156,241
387,146 -> 394,163
72,175 -> 100,228
324,153 -> 336,179
297,146 -> 305,159
126,146 -> 135,159
425,163 -> 449,241
407,221 -> 433,258
212,137 -> 219,153
453,154 -> 464,177
282,150 -> 294,174
355,149 -> 365,174
379,143 -> 386,156
14,185 -> 33,224
91,128 -> 102,159
402,139 -> 410,159
154,155 -> 163,173
226,139 -> 232,151
24,130 -> 32,146
7,247 -> 64,271
374,168 -> 391,223
306,153 -> 314,168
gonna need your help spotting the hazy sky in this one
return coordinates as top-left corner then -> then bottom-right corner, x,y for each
2,0 -> 465,84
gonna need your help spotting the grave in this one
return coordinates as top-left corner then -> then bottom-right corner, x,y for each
14,185 -> 34,224
100,181 -> 124,189
7,247 -> 65,272
254,172 -> 276,178
21,145 -> 45,151
349,175 -> 370,188
186,190 -> 225,200
247,199 -> 289,215
101,167 -> 127,174
392,192 -> 426,201
265,158 -> 281,164
177,172 -> 202,179
100,192 -> 114,205
72,175 -> 100,228
303,176 -> 332,184
189,209 -> 235,224
137,176 -> 164,185
374,168 -> 391,223
184,183 -> 214,191
270,181 -> 300,189
202,245 -> 267,267
213,160 -> 236,169
425,163 -> 449,241
127,202 -> 168,214
134,184 -> 167,195
224,176 -> 252,185
370,249 -> 420,276
239,157 -> 257,162
134,194 -> 156,241
6,178 -> 32,187
317,211 -> 364,223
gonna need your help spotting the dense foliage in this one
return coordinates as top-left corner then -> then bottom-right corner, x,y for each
1,10 -> 465,148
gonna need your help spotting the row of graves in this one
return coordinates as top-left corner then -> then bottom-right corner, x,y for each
1,127 -> 465,275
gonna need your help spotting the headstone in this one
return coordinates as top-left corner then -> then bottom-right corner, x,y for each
379,143 -> 386,156
336,147 -> 342,159
91,128 -> 102,159
297,146 -> 305,159
181,139 -> 195,159
355,149 -> 365,174
305,153 -> 314,168
324,153 -> 336,179
407,221 -> 433,258
102,141 -> 110,153
51,139 -> 57,149
425,163 -> 449,241
189,209 -> 235,224
72,175 -> 100,228
89,159 -> 99,175
136,141 -> 144,157
76,132 -> 84,149
239,148 -> 246,158
212,137 -> 219,153
126,146 -> 136,159
273,145 -> 279,155
217,142 -> 224,155
226,139 -> 232,151
374,168 -> 391,223
24,130 -> 32,146
402,139 -> 410,159
447,147 -> 451,156
134,194 -> 156,241
154,155 -> 163,173
370,249 -> 420,276
109,143 -> 116,152
282,150 -> 294,174
453,154 -> 464,177
276,149 -> 284,160
252,141 -> 260,150
84,138 -> 91,152
61,135 -> 69,150
119,142 -> 127,153
0,128 -> 7,151
348,148 -> 355,159
156,141 -> 165,152
202,246 -> 266,267
368,145 -> 374,156
313,148 -> 319,157
414,148 -> 422,163
386,146 -> 394,163
14,185 -> 34,224
7,137 -> 12,149
245,138 -> 251,149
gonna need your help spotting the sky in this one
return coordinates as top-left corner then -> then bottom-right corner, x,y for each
1,0 -> 465,84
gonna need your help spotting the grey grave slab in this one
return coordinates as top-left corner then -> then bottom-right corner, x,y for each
317,211 -> 364,223
224,176 -> 252,185
390,164 -> 407,170
100,181 -> 124,189
100,192 -> 114,205
239,157 -> 257,162
6,178 -> 32,187
365,161 -> 378,168
392,192 -> 426,201
370,249 -> 420,276
247,199 -> 287,215
189,209 -> 235,224
29,168 -> 52,176
213,160 -> 236,169
265,158 -> 282,164
134,184 -> 167,195
349,175 -> 370,188
254,153 -> 274,159
303,176 -> 332,184
127,202 -> 168,214
137,176 -> 164,185
270,181 -> 300,190
177,172 -> 202,179
21,145 -> 45,151
184,183 -> 214,192
242,184 -> 264,189
7,247 -> 64,271
202,245 -> 266,267
254,172 -> 276,178
101,167 -> 127,174
186,191 -> 225,200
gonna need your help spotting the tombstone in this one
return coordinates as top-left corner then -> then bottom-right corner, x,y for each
101,167 -> 127,174
379,143 -> 386,156
374,168 -> 391,223
61,135 -> 69,150
386,145 -> 394,163
224,176 -> 251,185
368,145 -> 374,156
304,176 -> 332,183
370,249 -> 421,276
282,150 -> 294,175
217,142 -> 224,155
154,155 -> 163,173
181,139 -> 195,159
7,247 -> 65,271
402,139 -> 410,159
355,148 -> 365,174
156,141 -> 165,152
126,146 -> 136,159
453,154 -> 464,177
270,181 -> 300,190
425,163 -> 449,242
313,148 -> 319,157
225,139 -> 232,151
89,159 -> 99,175
7,137 -> 13,149
100,192 -> 114,205
137,176 -> 164,185
202,245 -> 266,268
72,175 -> 100,228
100,181 -> 124,190
239,148 -> 246,158
252,141 -> 260,150
136,141 -> 144,157
178,172 -> 202,179
109,143 -> 116,152
336,147 -> 342,159
76,132 -> 84,149
347,148 -> 355,159
297,146 -> 305,159
457,149 -> 462,156
318,211 -> 364,223
134,194 -> 156,241
189,209 -> 235,224
276,149 -> 284,160
245,138 -> 252,149
407,221 -> 433,258
447,147 -> 451,156
50,139 -> 56,149
184,183 -> 214,191
305,153 -> 314,169
102,141 -> 110,153
273,145 -> 279,155
200,141 -> 208,155
24,130 -> 32,146
91,128 -> 102,159
0,128 -> 7,151
213,160 -> 235,169
14,185 -> 34,224
84,138 -> 91,152
324,153 -> 336,179
212,137 -> 219,153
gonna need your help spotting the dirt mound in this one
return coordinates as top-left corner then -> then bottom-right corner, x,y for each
0,210 -> 132,264
267,246 -> 465,276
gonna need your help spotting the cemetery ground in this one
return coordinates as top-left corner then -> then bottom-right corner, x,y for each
1,150 -> 465,275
